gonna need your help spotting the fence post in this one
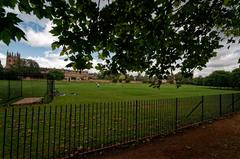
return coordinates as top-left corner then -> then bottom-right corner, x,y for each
175,98 -> 178,130
201,96 -> 204,121
219,94 -> 222,117
2,109 -> 7,159
21,79 -> 23,97
232,94 -> 235,112
135,100 -> 138,140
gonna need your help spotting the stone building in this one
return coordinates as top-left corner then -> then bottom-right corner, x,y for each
40,68 -> 97,81
5,52 -> 39,69
5,52 -> 21,69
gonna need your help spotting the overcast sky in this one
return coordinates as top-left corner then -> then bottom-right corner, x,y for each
0,5 -> 239,77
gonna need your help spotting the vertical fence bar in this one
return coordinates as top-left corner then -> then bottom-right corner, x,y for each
114,101 -> 116,144
110,102 -> 113,145
23,107 -> 28,159
117,102 -> 120,144
122,101 -> 125,143
36,107 -> 40,159
139,100 -> 142,138
74,104 -> 77,151
175,98 -> 178,130
17,108 -> 21,159
124,101 -> 126,142
53,106 -> 57,158
149,100 -> 152,137
42,106 -> 46,159
143,100 -> 146,138
108,102 -> 110,145
95,103 -> 98,150
2,109 -> 7,159
91,104 -> 94,150
103,103 -> 106,147
69,104 -> 72,157
10,108 -> 14,159
135,100 -> 138,140
220,94 -> 222,117
146,100 -> 149,137
58,105 -> 62,157
157,99 -> 160,135
232,93 -> 235,112
99,103 -> 102,147
201,96 -> 204,121
87,104 -> 90,151
30,107 -> 34,159
83,104 -> 86,151
64,105 -> 67,156
78,104 -> 81,148
127,101 -> 130,141
47,106 -> 52,159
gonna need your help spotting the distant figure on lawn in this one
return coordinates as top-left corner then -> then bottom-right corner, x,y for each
96,82 -> 100,88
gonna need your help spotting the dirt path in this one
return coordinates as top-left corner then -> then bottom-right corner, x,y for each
90,113 -> 240,159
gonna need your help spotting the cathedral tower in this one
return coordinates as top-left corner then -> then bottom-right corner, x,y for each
5,51 -> 21,69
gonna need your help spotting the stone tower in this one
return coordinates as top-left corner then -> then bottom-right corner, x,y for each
5,51 -> 21,69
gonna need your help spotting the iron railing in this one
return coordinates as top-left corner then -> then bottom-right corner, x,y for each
0,78 -> 54,105
1,93 -> 240,159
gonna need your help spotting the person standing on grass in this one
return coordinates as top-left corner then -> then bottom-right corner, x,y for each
96,82 -> 100,88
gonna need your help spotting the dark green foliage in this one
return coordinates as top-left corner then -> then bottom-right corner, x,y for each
190,68 -> 240,88
193,77 -> 205,86
1,0 -> 240,87
48,70 -> 64,80
174,72 -> 193,85
112,78 -> 118,83
204,71 -> 232,87
9,59 -> 40,74
0,61 -> 3,72
125,78 -> 131,83
231,68 -> 240,88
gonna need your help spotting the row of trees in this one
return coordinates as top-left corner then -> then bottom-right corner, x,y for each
179,68 -> 240,88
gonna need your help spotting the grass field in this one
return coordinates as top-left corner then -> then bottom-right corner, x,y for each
1,80 -> 240,105
1,81 -> 240,159
51,82 -> 240,105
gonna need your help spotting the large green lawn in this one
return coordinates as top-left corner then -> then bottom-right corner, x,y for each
52,82 -> 240,105
1,80 -> 239,105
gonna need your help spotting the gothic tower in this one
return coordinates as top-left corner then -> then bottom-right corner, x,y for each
5,51 -> 21,69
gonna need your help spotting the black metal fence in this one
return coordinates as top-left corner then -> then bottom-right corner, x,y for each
1,93 -> 240,159
0,77 -> 55,105
0,80 -> 22,104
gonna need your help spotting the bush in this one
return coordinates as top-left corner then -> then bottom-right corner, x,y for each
176,83 -> 181,88
125,78 -> 131,83
142,80 -> 149,83
112,78 -> 118,83
231,68 -> 240,88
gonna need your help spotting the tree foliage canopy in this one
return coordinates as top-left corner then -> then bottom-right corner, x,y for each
0,61 -> 3,72
204,70 -> 232,87
9,59 -> 40,74
231,68 -> 240,88
47,70 -> 64,80
1,0 -> 240,87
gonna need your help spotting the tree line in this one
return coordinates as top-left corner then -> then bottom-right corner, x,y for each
179,68 -> 240,88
